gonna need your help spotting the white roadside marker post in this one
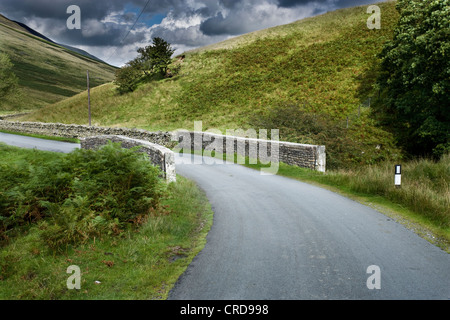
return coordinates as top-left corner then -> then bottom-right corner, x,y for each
395,165 -> 402,188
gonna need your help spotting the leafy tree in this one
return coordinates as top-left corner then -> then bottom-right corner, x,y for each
113,37 -> 176,93
114,63 -> 141,94
0,53 -> 19,105
374,0 -> 449,158
134,37 -> 175,77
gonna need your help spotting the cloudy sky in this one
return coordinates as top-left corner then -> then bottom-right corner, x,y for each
0,0 -> 382,66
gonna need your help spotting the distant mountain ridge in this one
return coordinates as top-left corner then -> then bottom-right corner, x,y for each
0,12 -> 116,111
9,18 -> 54,43
0,13 -> 107,64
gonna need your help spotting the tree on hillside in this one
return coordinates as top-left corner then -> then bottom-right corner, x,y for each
133,37 -> 175,77
114,37 -> 176,93
0,53 -> 19,105
114,63 -> 142,94
374,0 -> 449,158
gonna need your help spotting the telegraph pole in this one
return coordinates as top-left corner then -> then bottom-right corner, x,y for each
87,70 -> 91,126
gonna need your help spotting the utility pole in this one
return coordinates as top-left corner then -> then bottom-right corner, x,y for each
87,70 -> 91,126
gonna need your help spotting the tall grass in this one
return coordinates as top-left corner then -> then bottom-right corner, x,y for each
261,154 -> 450,230
332,154 -> 450,227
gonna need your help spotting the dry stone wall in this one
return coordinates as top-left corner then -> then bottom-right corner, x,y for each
0,120 -> 326,172
172,131 -> 326,172
0,120 -> 174,147
81,135 -> 176,183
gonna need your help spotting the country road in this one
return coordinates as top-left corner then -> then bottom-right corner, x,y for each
0,132 -> 80,153
169,153 -> 449,300
1,133 -> 449,300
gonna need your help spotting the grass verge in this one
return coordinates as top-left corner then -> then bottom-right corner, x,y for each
0,144 -> 213,299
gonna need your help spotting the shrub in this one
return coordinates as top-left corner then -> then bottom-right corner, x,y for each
114,64 -> 141,94
0,143 -> 166,249
251,102 -> 400,170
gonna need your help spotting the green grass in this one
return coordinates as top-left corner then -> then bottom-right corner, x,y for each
17,1 -> 405,174
20,2 -> 399,140
0,110 -> 32,116
0,141 -> 66,166
0,17 -> 116,111
18,1 -> 404,172
0,144 -> 213,299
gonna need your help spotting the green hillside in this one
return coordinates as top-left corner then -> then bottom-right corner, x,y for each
0,14 -> 116,110
20,1 -> 402,168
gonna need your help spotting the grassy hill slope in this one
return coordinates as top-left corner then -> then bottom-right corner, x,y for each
21,2 -> 402,166
0,14 -> 117,111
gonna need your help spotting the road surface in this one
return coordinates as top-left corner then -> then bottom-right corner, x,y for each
169,153 -> 449,300
0,132 -> 80,153
1,133 -> 448,299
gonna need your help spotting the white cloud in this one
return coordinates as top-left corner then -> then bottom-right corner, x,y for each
157,10 -> 204,31
82,19 -> 109,38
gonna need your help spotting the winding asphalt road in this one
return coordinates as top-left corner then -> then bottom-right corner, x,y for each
1,134 -> 448,299
169,153 -> 449,300
0,132 -> 80,153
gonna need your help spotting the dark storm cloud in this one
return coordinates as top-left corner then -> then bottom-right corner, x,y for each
278,0 -> 326,8
0,0 -> 188,20
199,0 -> 384,36
200,12 -> 246,36
0,0 -> 120,20
0,0 -> 387,65
0,0 -> 181,42
278,0 -> 380,9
